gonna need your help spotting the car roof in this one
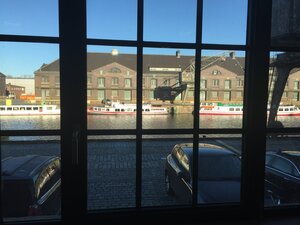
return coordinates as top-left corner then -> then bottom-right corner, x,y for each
177,143 -> 235,157
2,155 -> 60,179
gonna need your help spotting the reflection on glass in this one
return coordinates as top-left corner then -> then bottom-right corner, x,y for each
267,52 -> 300,128
87,0 -> 137,40
144,0 -> 197,43
202,0 -> 247,45
143,48 -> 195,129
0,42 -> 60,130
200,50 -> 245,128
0,0 -> 58,36
87,136 -> 136,210
87,46 -> 137,130
142,135 -> 193,207
271,0 -> 300,47
198,134 -> 242,204
1,136 -> 61,221
265,134 -> 300,206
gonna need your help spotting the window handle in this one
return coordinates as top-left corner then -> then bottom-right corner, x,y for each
72,129 -> 79,166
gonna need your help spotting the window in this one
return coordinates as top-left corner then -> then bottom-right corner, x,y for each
212,70 -> 221,75
225,80 -> 231,89
41,76 -> 49,83
110,67 -> 121,73
98,77 -> 105,88
97,90 -> 105,100
294,81 -> 300,90
200,79 -> 207,88
112,77 -> 119,85
125,78 -> 132,88
211,91 -> 218,99
150,79 -> 157,88
212,79 -> 219,87
237,79 -> 244,87
124,90 -> 131,100
111,90 -> 118,98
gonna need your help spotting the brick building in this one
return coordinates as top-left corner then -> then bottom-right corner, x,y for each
0,72 -> 6,97
5,83 -> 25,99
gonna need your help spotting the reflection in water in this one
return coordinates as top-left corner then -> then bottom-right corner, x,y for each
1,114 -> 300,131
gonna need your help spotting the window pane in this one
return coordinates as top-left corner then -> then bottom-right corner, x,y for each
144,0 -> 197,43
197,134 -> 242,204
1,136 -> 61,221
143,48 -> 195,129
0,0 -> 58,37
265,134 -> 300,206
142,134 -> 193,207
271,0 -> 300,47
87,0 -> 137,40
199,50 -> 245,128
202,0 -> 247,45
87,46 -> 137,129
267,52 -> 300,128
0,42 -> 60,130
88,136 -> 136,210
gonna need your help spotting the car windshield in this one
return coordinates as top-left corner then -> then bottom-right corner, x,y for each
198,155 -> 241,180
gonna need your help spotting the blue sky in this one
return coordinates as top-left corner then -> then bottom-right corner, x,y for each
0,0 -> 247,76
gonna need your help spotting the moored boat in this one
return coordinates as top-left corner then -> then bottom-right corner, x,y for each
199,103 -> 300,116
87,102 -> 169,115
0,104 -> 60,116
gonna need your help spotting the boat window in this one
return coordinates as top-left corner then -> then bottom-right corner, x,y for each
13,107 -> 19,111
0,107 -> 5,111
106,109 -> 109,111
142,109 -> 144,111
20,107 -> 25,110
236,108 -> 240,111
229,108 -> 234,111
121,109 -> 125,112
290,108 -> 294,111
26,107 -> 32,110
145,109 -> 150,112
47,107 -> 53,110
7,107 -> 12,111
279,108 -> 283,111
285,108 -> 289,111
116,109 -> 120,112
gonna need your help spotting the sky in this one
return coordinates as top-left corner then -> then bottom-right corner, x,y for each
0,0 -> 248,77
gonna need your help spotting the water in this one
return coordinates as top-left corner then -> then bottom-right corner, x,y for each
1,114 -> 300,130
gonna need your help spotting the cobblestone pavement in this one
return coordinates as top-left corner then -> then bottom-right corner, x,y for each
2,137 -> 298,209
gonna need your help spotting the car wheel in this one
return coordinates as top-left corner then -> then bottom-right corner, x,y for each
165,173 -> 174,195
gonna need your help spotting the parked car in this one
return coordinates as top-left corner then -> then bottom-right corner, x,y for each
265,150 -> 300,204
2,155 -> 61,217
165,143 -> 241,204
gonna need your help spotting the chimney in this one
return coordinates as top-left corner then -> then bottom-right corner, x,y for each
176,50 -> 181,58
229,51 -> 236,59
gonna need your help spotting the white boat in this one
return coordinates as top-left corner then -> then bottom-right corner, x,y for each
0,105 -> 60,116
87,102 -> 169,115
199,103 -> 300,116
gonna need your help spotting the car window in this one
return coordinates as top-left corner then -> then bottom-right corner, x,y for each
271,156 -> 298,176
265,154 -> 274,166
180,154 -> 190,171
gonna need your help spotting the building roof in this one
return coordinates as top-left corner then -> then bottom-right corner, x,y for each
37,52 -> 245,76
0,72 -> 6,77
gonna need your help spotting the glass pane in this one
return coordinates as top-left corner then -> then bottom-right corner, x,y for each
144,0 -> 197,43
143,48 -> 195,129
271,0 -> 300,47
1,136 -> 61,221
87,135 -> 136,210
265,134 -> 300,206
198,134 -> 242,204
0,0 -> 58,37
0,42 -> 60,130
199,50 -> 245,128
142,134 -> 193,207
87,46 -> 137,129
267,52 -> 300,128
87,0 -> 137,40
202,0 -> 247,45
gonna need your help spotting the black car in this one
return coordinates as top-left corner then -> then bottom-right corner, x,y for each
265,150 -> 300,204
165,143 -> 241,204
2,155 -> 61,217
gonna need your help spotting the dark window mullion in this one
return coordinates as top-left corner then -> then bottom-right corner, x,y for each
136,0 -> 144,209
192,0 -> 203,206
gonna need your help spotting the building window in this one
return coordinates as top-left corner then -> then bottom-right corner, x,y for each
187,90 -> 194,97
41,76 -> 49,83
87,76 -> 92,84
200,80 -> 207,89
56,89 -> 60,97
111,90 -> 118,98
124,90 -> 131,100
293,92 -> 299,101
98,77 -> 105,88
211,91 -> 218,99
149,91 -> 154,99
224,91 -> 231,101
200,91 -> 207,101
87,89 -> 91,97
237,79 -> 244,87
212,79 -> 219,87
236,91 -> 243,99
294,81 -> 299,90
224,80 -> 231,89
110,67 -> 121,73
55,76 -> 60,84
125,78 -> 132,88
97,90 -> 105,100
150,79 -> 157,88
282,91 -> 288,98
212,70 -> 221,75
41,89 -> 50,98
112,77 -> 119,85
